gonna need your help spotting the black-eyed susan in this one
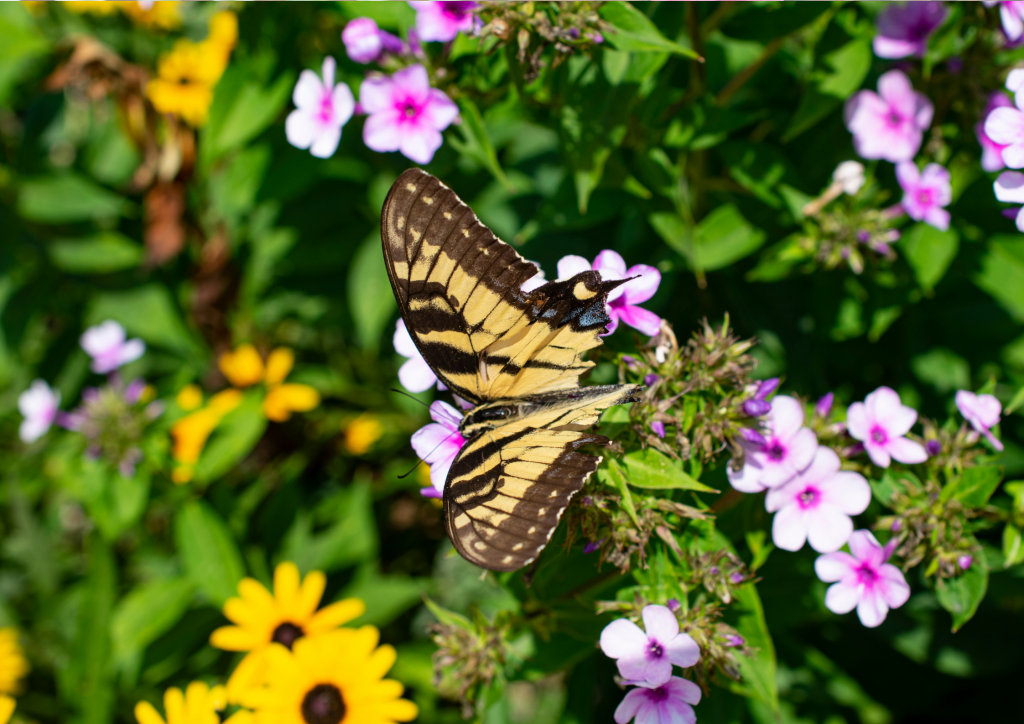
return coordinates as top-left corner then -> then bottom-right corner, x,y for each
0,628 -> 28,697
242,628 -> 417,724
211,563 -> 364,702
135,681 -> 252,724
146,38 -> 226,126
218,345 -> 321,422
169,388 -> 242,483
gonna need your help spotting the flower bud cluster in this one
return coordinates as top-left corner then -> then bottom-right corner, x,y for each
799,204 -> 901,275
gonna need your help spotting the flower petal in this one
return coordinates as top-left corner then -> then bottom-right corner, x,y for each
878,564 -> 911,609
805,504 -> 854,553
769,395 -> 805,440
814,551 -> 858,582
665,633 -> 700,668
556,254 -> 593,280
359,75 -> 395,114
886,436 -> 928,464
399,357 -> 437,394
601,618 -> 648,659
309,124 -> 341,158
616,305 -> 662,337
399,122 -> 444,164
819,471 -> 871,515
641,605 -> 678,642
856,589 -> 889,628
614,688 -> 649,724
293,68 -> 325,109
771,503 -> 808,552
621,264 -> 661,304
825,581 -> 861,615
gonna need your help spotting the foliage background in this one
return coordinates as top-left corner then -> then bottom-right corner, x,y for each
1,1 -> 1023,723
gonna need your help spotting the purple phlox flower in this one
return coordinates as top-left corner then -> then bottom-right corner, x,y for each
845,70 -> 933,162
124,378 -> 146,404
360,64 -> 459,164
394,319 -> 445,393
651,420 -> 666,439
833,161 -> 866,195
896,162 -> 951,231
119,447 -> 143,478
729,571 -> 744,584
556,250 -> 662,336
739,427 -> 767,446
985,1 -> 1024,41
614,677 -> 701,724
409,2 -> 478,42
815,530 -> 911,628
958,554 -> 973,571
520,262 -> 547,292
744,378 -> 779,416
815,392 -> 835,419
644,373 -> 660,387
588,31 -> 604,44
18,379 -> 60,443
622,355 -> 639,370
955,389 -> 1004,452
872,1 -> 947,59
666,599 -> 680,613
342,18 -> 405,64
599,604 -> 700,686
723,634 -> 745,648
81,321 -> 145,374
411,400 -> 465,495
994,171 -> 1024,231
978,93 -> 1014,172
891,518 -> 902,532
765,447 -> 871,553
847,386 -> 928,468
583,538 -> 605,554
285,57 -> 355,159
925,439 -> 942,456
727,395 -> 819,493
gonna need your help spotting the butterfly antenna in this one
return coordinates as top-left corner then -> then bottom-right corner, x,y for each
390,388 -> 431,409
397,429 -> 461,479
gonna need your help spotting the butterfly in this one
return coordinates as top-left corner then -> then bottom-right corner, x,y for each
382,168 -> 641,571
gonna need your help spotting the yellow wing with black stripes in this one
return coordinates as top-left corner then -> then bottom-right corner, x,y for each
381,168 -> 623,405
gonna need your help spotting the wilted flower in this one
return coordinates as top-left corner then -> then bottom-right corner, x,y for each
993,171 -> 1024,230
978,93 -> 1014,172
614,677 -> 701,724
815,530 -> 910,628
896,162 -> 952,231
599,604 -> 700,686
556,250 -> 662,336
18,379 -> 60,443
955,390 -> 1004,451
727,396 -> 818,493
286,57 -> 355,159
845,70 -> 933,162
409,1 -> 478,42
872,1 -> 947,59
411,400 -> 465,496
766,447 -> 871,553
359,64 -> 459,164
847,386 -> 928,468
81,321 -> 145,374
394,319 -> 439,393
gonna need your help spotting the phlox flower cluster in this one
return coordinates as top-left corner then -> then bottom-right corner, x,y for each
600,605 -> 702,724
288,3 -> 473,163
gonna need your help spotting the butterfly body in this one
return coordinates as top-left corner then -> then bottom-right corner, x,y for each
382,168 -> 641,571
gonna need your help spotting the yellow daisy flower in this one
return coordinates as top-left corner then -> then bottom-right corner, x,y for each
0,628 -> 28,696
121,1 -> 181,30
208,10 -> 239,52
134,681 -> 252,724
146,38 -> 227,127
0,696 -> 13,724
219,345 -> 266,388
218,345 -> 321,422
211,563 -> 364,701
170,389 -> 243,483
242,628 -> 418,724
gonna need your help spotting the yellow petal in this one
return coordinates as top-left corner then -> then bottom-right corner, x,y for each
305,598 -> 366,634
163,687 -> 185,724
226,651 -> 269,705
273,562 -> 300,611
0,697 -> 13,724
219,345 -> 265,387
363,644 -> 398,680
184,682 -> 210,716
263,348 -> 294,386
209,685 -> 228,711
262,384 -> 320,423
293,570 -> 325,621
344,414 -> 384,455
223,711 -> 255,724
133,701 -> 165,724
208,10 -> 239,49
210,626 -> 264,652
176,384 -> 203,411
209,389 -> 244,414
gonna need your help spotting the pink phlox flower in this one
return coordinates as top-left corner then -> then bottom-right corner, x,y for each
873,1 -> 948,59
285,57 -> 355,159
978,93 -> 1014,172
845,70 -> 933,162
408,1 -> 478,42
727,395 -> 819,493
983,72 -> 1024,168
815,530 -> 911,628
985,1 -> 1024,41
955,390 -> 1004,452
80,320 -> 145,374
994,170 -> 1024,230
18,379 -> 60,443
556,250 -> 662,336
614,677 -> 702,724
520,262 -> 547,292
766,447 -> 871,553
393,319 -> 445,393
411,400 -> 465,495
342,18 -> 406,64
847,386 -> 928,468
359,64 -> 459,164
896,161 -> 951,231
600,604 -> 700,686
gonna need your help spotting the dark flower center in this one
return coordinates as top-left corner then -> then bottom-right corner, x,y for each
857,564 -> 878,585
871,427 -> 887,444
887,111 -> 903,127
271,622 -> 305,650
648,639 -> 664,659
403,103 -> 418,118
766,442 -> 785,461
301,683 -> 346,724
799,488 -> 818,507
646,685 -> 669,702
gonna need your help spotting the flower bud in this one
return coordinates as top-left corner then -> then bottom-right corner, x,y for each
925,439 -> 941,456
755,378 -> 779,400
740,427 -> 766,445
958,554 -> 972,571
666,598 -> 681,613
743,399 -> 771,417
724,634 -> 745,647
651,420 -> 666,439
583,538 -> 605,554
342,18 -> 384,64
644,373 -> 660,387
621,355 -> 639,369
815,392 -> 834,419
833,161 -> 865,195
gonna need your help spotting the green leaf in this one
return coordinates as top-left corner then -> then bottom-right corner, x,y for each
1002,524 -> 1024,567
204,71 -> 295,162
452,97 -> 513,191
0,2 -> 48,106
622,448 -> 718,493
48,233 -> 143,274
1005,385 -> 1024,415
193,391 -> 268,484
175,501 -> 246,606
599,460 -> 640,528
911,348 -> 970,394
867,305 -> 902,342
935,563 -> 988,632
940,466 -> 1003,507
783,39 -> 871,142
871,469 -> 916,506
111,577 -> 194,666
88,284 -> 204,357
349,234 -> 397,351
280,482 -> 378,574
18,174 -> 129,224
976,235 -> 1024,322
72,535 -> 117,724
208,143 -> 272,225
730,583 -> 779,712
599,2 -> 700,58
343,566 -> 428,627
656,204 -> 767,272
902,223 -> 960,292
338,1 -> 415,30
